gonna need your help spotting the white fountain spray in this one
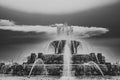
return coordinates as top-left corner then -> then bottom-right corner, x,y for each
25,23 -> 108,80
62,39 -> 71,77
58,24 -> 75,80
28,58 -> 48,78
83,61 -> 104,77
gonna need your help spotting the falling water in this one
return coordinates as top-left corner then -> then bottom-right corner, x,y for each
62,40 -> 71,77
78,40 -> 92,54
44,40 -> 55,54
61,39 -> 76,80
57,40 -> 62,54
28,24 -> 105,79
59,25 -> 76,79
28,58 -> 48,78
83,61 -> 104,77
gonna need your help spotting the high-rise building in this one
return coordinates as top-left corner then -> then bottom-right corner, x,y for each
105,62 -> 112,75
38,52 -> 43,59
97,53 -> 105,64
101,56 -> 105,64
27,53 -> 36,64
90,53 -> 97,63
97,53 -> 102,64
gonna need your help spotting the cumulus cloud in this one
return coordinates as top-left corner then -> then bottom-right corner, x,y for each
0,19 -> 15,26
73,26 -> 109,38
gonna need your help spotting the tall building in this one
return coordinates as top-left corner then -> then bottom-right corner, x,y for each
101,56 -> 105,64
90,53 -> 97,63
38,52 -> 43,59
97,53 -> 103,64
27,53 -> 36,64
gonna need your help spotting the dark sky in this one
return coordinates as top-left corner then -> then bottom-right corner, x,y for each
0,2 -> 120,38
0,1 -> 120,63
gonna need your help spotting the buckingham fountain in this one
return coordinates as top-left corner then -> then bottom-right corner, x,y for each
26,23 -> 106,80
1,24 -> 120,80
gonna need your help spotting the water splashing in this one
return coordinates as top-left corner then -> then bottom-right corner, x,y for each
25,23 -> 108,80
62,40 -> 71,77
83,61 -> 104,77
28,58 -> 48,78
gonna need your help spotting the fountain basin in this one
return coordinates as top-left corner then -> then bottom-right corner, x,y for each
60,76 -> 75,80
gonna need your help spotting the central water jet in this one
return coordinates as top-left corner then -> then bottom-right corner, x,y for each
61,40 -> 75,80
57,24 -> 76,80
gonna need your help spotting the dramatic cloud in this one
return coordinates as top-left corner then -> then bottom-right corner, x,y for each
0,20 -> 109,38
0,26 -> 109,38
0,0 -> 119,14
0,19 -> 15,26
0,25 -> 56,33
73,26 -> 109,38
0,19 -> 56,33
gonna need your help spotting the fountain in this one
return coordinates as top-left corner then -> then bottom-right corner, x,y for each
58,24 -> 76,80
28,58 -> 48,78
27,23 -> 105,80
82,61 -> 104,77
50,40 -> 66,54
60,40 -> 73,80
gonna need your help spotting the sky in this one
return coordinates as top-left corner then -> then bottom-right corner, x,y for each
0,0 -> 120,63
